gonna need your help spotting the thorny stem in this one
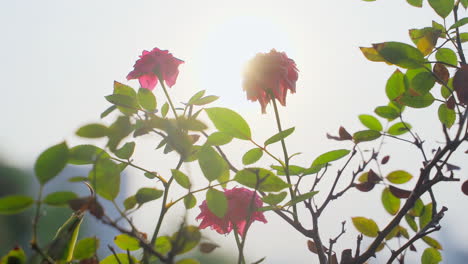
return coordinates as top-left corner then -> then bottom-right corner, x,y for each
271,97 -> 298,222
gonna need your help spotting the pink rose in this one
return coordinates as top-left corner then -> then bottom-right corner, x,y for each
196,187 -> 267,237
127,47 -> 184,90
243,49 -> 298,113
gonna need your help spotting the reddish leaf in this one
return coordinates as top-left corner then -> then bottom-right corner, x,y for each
453,64 -> 468,105
199,242 -> 219,253
389,185 -> 412,198
69,196 -> 104,219
447,96 -> 456,110
433,63 -> 449,84
446,163 -> 461,171
410,244 -> 417,252
367,169 -> 381,183
339,126 -> 353,140
381,155 -> 390,165
462,180 -> 468,195
355,182 -> 375,192
307,240 -> 318,254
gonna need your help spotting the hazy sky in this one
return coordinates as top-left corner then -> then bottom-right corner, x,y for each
1,0 -> 467,263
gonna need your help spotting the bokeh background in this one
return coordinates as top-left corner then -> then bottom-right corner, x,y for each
1,0 -> 467,263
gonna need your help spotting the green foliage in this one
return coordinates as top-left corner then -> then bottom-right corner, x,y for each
353,130 -> 381,143
419,203 -> 433,229
114,142 -> 135,159
206,132 -> 233,146
421,247 -> 442,264
0,195 -> 34,215
381,188 -> 400,215
171,226 -> 201,255
114,234 -> 140,251
375,106 -> 400,120
386,170 -> 413,184
373,42 -> 425,69
428,0 -> 454,18
88,159 -> 121,201
198,145 -> 228,182
358,115 -> 383,131
262,192 -> 287,205
234,168 -> 290,192
264,127 -> 295,146
154,236 -> 172,255
135,188 -> 164,205
73,237 -> 99,260
0,247 -> 26,264
101,253 -> 137,264
68,145 -> 109,165
43,191 -> 78,207
47,212 -> 83,262
311,149 -> 350,166
351,217 -> 379,237
206,189 -> 228,218
422,236 -> 443,250
35,142 -> 69,185
138,88 -> 157,111
407,0 -> 423,7
172,169 -> 192,189
387,122 -> 411,135
76,124 -> 109,138
242,148 -> 263,165
184,193 -> 197,209
284,191 -> 319,207
438,104 -> 456,128
205,107 -> 251,140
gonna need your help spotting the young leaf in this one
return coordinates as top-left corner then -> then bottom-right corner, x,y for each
35,142 -> 69,185
192,95 -> 219,105
242,148 -> 263,165
284,191 -> 319,207
123,196 -> 137,211
374,106 -> 399,120
373,42 -> 425,69
184,193 -> 197,209
381,188 -> 401,215
421,247 -> 442,264
73,237 -> 99,260
311,149 -> 351,166
385,69 -> 407,101
386,170 -> 413,184
161,102 -> 169,117
172,169 -> 192,189
405,214 -> 418,232
114,234 -> 140,251
353,130 -> 381,143
0,195 -> 34,215
419,203 -> 433,229
43,191 -> 78,207
264,127 -> 295,146
135,188 -> 164,205
205,107 -> 251,140
137,88 -> 157,111
351,217 -> 379,237
76,124 -> 109,138
114,142 -> 135,160
358,115 -> 383,131
234,168 -> 290,192
206,188 -> 228,218
206,132 -> 233,146
422,236 -> 443,250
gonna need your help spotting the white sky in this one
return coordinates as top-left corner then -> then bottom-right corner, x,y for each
1,0 -> 467,263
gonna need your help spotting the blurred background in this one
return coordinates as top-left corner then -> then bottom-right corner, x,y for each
1,0 -> 467,263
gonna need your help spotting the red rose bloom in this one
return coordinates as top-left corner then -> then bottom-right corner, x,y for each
243,49 -> 298,113
127,47 -> 184,90
196,187 -> 267,237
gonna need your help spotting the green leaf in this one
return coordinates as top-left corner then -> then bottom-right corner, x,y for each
171,226 -> 201,255
449,17 -> 468,30
311,149 -> 351,166
234,168 -> 290,192
101,105 -> 117,119
74,237 -> 99,260
100,253 -> 137,264
205,107 -> 251,140
387,122 -> 412,135
381,188 -> 401,215
114,234 -> 140,251
137,88 -> 157,111
76,124 -> 109,138
69,145 -> 109,165
172,169 -> 191,189
206,132 -> 233,146
206,189 -> 228,218
438,104 -> 456,128
184,193 -> 197,209
43,191 -> 78,207
386,170 -> 413,184
271,165 -> 307,176
89,159 -> 121,200
436,48 -> 458,66
359,47 -> 387,62
386,69 -> 407,101
262,192 -> 287,205
405,214 -> 418,232
123,196 -> 137,211
114,142 -> 135,160
410,198 -> 425,216
420,203 -> 433,229
462,0 -> 468,8
407,0 -> 423,7
0,195 -> 34,215
105,94 -> 139,112
353,130 -> 381,143
198,145 -> 228,182
422,236 -> 443,250
161,102 -> 169,117
373,42 -> 425,69
1,247 -> 26,264
409,72 -> 436,95
264,127 -> 295,146
35,142 -> 69,185
285,191 -> 319,207
409,27 -> 441,56
135,188 -> 164,205
192,95 -> 219,105
188,90 -> 205,104
428,0 -> 454,18
154,236 -> 172,255
398,92 -> 435,108
421,247 -> 442,264
242,148 -> 263,165
351,217 -> 379,237
375,106 -> 399,120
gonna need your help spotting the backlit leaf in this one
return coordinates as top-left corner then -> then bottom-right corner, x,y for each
422,236 -> 443,250
69,145 -> 109,165
285,191 -> 319,207
172,169 -> 191,189
359,115 -> 383,131
264,127 -> 295,146
386,170 -> 413,184
353,130 -> 381,143
438,104 -> 456,128
420,203 -> 433,229
436,48 -> 458,66
206,189 -> 228,218
43,191 -> 78,207
89,159 -> 120,201
205,107 -> 251,140
382,188 -> 401,215
262,192 -> 287,205
76,124 -> 109,138
35,142 -> 69,185
311,149 -> 350,166
421,247 -> 442,264
398,92 -> 435,108
242,148 -> 263,165
198,145 -> 228,182
73,237 -> 99,260
375,106 -> 399,120
206,132 -> 233,146
351,217 -> 379,237
386,69 -> 407,101
407,0 -> 423,7
234,168 -> 290,192
409,27 -> 441,56
137,88 -> 157,111
373,42 -> 425,69
100,253 -> 137,264
428,0 -> 454,18
135,188 -> 164,205
387,122 -> 412,135
114,142 -> 135,160
0,195 -> 34,215
114,234 -> 140,251
184,193 -> 197,209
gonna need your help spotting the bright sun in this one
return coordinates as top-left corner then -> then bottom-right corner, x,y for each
196,15 -> 294,110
